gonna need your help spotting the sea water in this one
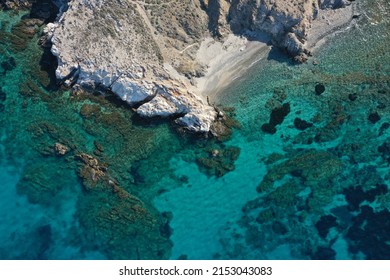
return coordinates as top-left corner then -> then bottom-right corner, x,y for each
154,0 -> 390,260
0,0 -> 389,260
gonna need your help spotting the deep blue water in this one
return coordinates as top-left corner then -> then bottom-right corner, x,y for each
0,0 -> 389,260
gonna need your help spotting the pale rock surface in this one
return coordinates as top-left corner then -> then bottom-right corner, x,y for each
45,0 -> 353,134
229,0 -> 352,61
48,0 -> 217,133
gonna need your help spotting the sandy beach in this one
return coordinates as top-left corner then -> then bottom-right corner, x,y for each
308,4 -> 355,51
194,34 -> 271,102
191,4 -> 355,104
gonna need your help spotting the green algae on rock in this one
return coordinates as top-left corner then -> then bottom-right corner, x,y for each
0,10 -> 176,259
16,160 -> 75,205
257,150 -> 343,192
1,0 -> 390,261
76,183 -> 172,259
196,145 -> 240,177
75,153 -> 172,259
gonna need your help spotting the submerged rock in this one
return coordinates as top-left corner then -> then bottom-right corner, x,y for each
16,163 -> 70,204
258,150 -> 343,212
294,118 -> 313,131
379,122 -> 390,136
72,151 -> 173,259
270,103 -> 291,126
343,184 -> 388,211
315,215 -> 338,239
271,221 -> 288,235
261,123 -> 277,135
0,88 -> 6,102
262,103 -> 291,134
1,56 -> 16,73
312,246 -> 336,260
196,146 -> 240,177
346,206 -> 390,259
348,93 -> 358,101
267,181 -> 304,208
315,83 -> 326,95
368,112 -> 381,124
76,153 -> 108,190
54,142 -> 69,156
378,142 -> 390,156
79,103 -> 101,119
3,19 -> 37,51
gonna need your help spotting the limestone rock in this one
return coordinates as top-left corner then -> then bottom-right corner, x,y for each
49,0 -> 217,134
110,77 -> 155,105
54,142 -> 69,156
229,0 -> 352,60
76,153 -> 108,190
46,0 -> 351,135
1,0 -> 32,10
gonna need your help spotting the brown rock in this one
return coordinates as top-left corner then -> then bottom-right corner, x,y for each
54,142 -> 69,156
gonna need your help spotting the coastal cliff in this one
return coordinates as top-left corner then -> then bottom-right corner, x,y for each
40,0 -> 354,135
45,0 -> 218,134
228,0 -> 352,62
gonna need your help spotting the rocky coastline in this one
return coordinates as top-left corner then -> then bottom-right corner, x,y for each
4,0 -> 355,136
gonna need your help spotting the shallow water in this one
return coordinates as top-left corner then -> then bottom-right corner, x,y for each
1,0 -> 389,260
154,0 -> 390,260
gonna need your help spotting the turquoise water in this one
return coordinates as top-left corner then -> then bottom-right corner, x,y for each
1,0 -> 389,260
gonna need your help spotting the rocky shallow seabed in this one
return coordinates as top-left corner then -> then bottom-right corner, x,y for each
0,0 -> 389,260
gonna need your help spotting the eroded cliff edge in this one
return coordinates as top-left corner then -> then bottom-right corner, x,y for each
43,0 -> 354,135
229,0 -> 353,62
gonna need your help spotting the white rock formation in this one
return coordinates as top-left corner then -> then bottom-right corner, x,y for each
45,0 -> 352,135
48,0 -> 217,134
229,0 -> 353,61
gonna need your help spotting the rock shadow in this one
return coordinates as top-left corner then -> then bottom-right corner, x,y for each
267,46 -> 294,64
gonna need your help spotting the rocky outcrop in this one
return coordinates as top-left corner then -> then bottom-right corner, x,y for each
0,0 -> 32,10
228,0 -> 352,62
44,0 -> 352,134
47,0 -> 217,134
54,142 -> 69,156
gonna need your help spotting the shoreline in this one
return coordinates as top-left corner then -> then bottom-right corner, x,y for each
42,1 -> 354,135
193,34 -> 271,104
192,5 -> 355,106
308,4 -> 355,52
